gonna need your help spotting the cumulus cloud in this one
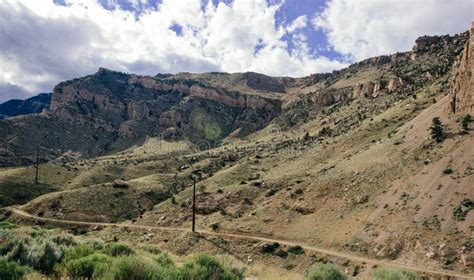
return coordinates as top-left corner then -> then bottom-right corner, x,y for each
286,15 -> 307,33
313,0 -> 473,61
2,0 -> 470,102
0,0 -> 348,101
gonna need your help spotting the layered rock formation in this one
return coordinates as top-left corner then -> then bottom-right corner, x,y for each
449,23 -> 473,114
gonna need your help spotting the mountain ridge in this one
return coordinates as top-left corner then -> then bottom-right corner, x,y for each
0,92 -> 52,119
0,31 -> 469,168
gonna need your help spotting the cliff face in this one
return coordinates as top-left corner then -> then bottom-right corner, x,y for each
449,23 -> 474,114
0,69 -> 285,166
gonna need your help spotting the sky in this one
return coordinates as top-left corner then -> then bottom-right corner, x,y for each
0,0 -> 472,102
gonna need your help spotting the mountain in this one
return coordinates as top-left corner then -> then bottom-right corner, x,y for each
0,93 -> 51,119
0,31 -> 468,168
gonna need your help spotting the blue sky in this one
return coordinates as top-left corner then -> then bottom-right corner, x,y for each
0,0 -> 472,101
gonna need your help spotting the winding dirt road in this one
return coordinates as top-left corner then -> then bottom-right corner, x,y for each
9,207 -> 474,279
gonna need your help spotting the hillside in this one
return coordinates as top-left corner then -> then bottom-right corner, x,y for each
0,93 -> 51,119
0,27 -> 473,279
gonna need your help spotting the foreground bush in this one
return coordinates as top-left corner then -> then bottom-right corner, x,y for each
62,253 -> 112,279
0,257 -> 30,280
307,263 -> 347,280
0,227 -> 243,280
103,242 -> 135,257
2,234 -> 63,274
105,255 -> 167,280
0,221 -> 17,229
372,266 -> 419,280
62,242 -> 98,262
179,253 -> 243,280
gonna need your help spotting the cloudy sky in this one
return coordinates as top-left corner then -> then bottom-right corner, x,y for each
0,0 -> 472,101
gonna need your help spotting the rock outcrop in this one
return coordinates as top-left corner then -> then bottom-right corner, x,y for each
449,23 -> 474,114
352,82 -> 375,98
387,77 -> 407,93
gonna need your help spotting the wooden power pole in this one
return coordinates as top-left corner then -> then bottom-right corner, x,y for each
34,146 -> 40,184
192,176 -> 196,233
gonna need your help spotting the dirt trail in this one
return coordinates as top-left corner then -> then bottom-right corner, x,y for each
9,207 -> 474,279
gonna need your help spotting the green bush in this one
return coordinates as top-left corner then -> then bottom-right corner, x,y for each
1,233 -> 64,274
0,257 -> 30,280
461,114 -> 471,131
443,168 -> 453,175
5,238 -> 30,265
453,199 -> 474,221
63,242 -> 98,262
62,253 -> 112,279
51,234 -> 77,246
288,245 -> 305,255
372,266 -> 419,280
179,253 -> 243,280
154,253 -> 175,268
25,237 -> 64,273
261,242 -> 280,253
141,244 -> 162,255
307,263 -> 347,280
103,243 -> 135,257
0,221 -> 17,229
104,255 -> 162,280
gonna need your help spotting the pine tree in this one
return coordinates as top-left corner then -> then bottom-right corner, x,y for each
461,114 -> 471,132
430,117 -> 445,142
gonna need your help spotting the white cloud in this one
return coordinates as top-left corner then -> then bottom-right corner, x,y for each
313,0 -> 473,61
0,0 -> 349,101
286,15 -> 307,33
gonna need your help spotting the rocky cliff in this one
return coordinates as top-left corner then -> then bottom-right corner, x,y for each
449,23 -> 473,114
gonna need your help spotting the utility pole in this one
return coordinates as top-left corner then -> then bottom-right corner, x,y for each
34,146 -> 40,184
192,175 -> 196,233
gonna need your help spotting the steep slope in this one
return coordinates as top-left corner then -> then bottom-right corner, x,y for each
0,93 -> 51,119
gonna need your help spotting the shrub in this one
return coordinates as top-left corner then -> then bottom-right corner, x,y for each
0,221 -> 16,229
154,253 -> 174,268
26,237 -> 64,273
103,243 -> 135,257
372,266 -> 419,280
443,168 -> 453,175
179,253 -> 243,280
104,255 -> 163,280
307,263 -> 347,280
261,242 -> 280,253
288,245 -> 305,255
62,253 -> 111,279
0,257 -> 30,280
5,238 -> 30,265
274,249 -> 288,259
63,242 -> 98,262
461,114 -> 471,131
453,199 -> 474,221
51,234 -> 76,246
141,244 -> 161,255
2,233 -> 64,274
